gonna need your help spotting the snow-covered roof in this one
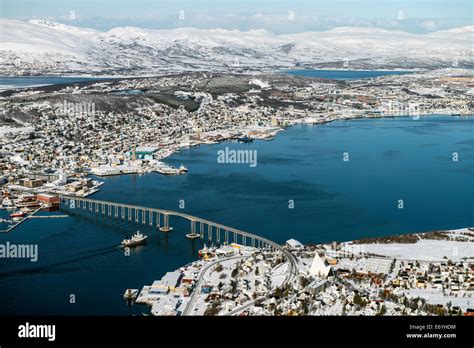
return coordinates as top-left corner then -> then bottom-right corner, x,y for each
309,253 -> 331,278
286,239 -> 304,248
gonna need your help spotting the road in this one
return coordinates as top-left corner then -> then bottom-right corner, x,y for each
183,249 -> 298,316
60,195 -> 300,316
182,255 -> 245,316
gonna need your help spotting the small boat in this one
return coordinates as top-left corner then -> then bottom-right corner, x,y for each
2,198 -> 14,209
237,135 -> 253,143
123,289 -> 139,299
122,231 -> 148,248
10,211 -> 25,218
178,164 -> 188,173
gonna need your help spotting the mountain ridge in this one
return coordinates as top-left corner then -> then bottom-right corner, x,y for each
1,19 -> 472,75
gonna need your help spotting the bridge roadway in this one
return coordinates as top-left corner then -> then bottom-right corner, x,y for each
59,195 -> 299,286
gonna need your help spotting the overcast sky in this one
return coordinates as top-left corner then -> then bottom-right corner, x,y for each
1,0 -> 472,33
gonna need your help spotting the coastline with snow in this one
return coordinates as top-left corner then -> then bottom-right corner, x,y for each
339,228 -> 474,262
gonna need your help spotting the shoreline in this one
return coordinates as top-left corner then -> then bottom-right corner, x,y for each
133,226 -> 474,316
136,111 -> 473,164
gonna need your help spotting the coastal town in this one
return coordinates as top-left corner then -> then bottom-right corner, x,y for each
1,69 -> 472,200
1,69 -> 473,315
125,228 -> 474,316
2,1 -> 473,344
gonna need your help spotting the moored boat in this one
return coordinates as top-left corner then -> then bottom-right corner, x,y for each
237,135 -> 253,143
10,210 -> 25,218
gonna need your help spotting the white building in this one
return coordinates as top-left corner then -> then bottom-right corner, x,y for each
286,239 -> 304,249
309,253 -> 331,278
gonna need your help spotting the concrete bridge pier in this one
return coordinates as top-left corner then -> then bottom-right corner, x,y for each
141,209 -> 146,225
186,219 -> 200,239
207,224 -> 212,241
159,214 -> 173,232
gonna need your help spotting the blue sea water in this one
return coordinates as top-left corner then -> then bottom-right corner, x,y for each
0,76 -> 112,90
0,114 -> 473,315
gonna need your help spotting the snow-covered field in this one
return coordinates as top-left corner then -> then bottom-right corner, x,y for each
342,228 -> 474,261
407,288 -> 472,310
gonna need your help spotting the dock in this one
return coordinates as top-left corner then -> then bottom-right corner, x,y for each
0,207 -> 42,233
29,215 -> 69,219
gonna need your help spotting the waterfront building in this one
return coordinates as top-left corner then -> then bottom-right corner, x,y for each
36,193 -> 60,205
129,147 -> 159,160
286,239 -> 304,249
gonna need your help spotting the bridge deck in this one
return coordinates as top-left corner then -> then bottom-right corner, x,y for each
59,195 -> 298,281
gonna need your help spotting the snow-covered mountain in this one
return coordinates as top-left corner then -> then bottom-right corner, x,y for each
1,19 -> 472,76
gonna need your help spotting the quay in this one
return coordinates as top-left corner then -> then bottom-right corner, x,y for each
0,206 -> 42,233
29,215 -> 69,219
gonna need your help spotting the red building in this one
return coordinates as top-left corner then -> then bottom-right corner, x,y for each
36,193 -> 60,205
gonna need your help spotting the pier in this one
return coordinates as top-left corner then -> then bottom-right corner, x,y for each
0,207 -> 42,233
29,215 -> 69,219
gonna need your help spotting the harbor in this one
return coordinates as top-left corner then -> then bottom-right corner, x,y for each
0,115 -> 472,315
0,193 -> 59,232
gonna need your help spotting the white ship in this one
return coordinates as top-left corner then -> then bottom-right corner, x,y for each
122,231 -> 148,248
1,198 -> 14,210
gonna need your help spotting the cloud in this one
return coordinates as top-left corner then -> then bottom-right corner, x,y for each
38,11 -> 470,35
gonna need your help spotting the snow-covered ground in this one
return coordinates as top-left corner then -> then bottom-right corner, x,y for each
407,288 -> 472,310
1,19 -> 473,75
0,125 -> 33,135
341,228 -> 474,261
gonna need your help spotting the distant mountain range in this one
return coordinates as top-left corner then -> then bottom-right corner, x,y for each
1,19 -> 473,75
